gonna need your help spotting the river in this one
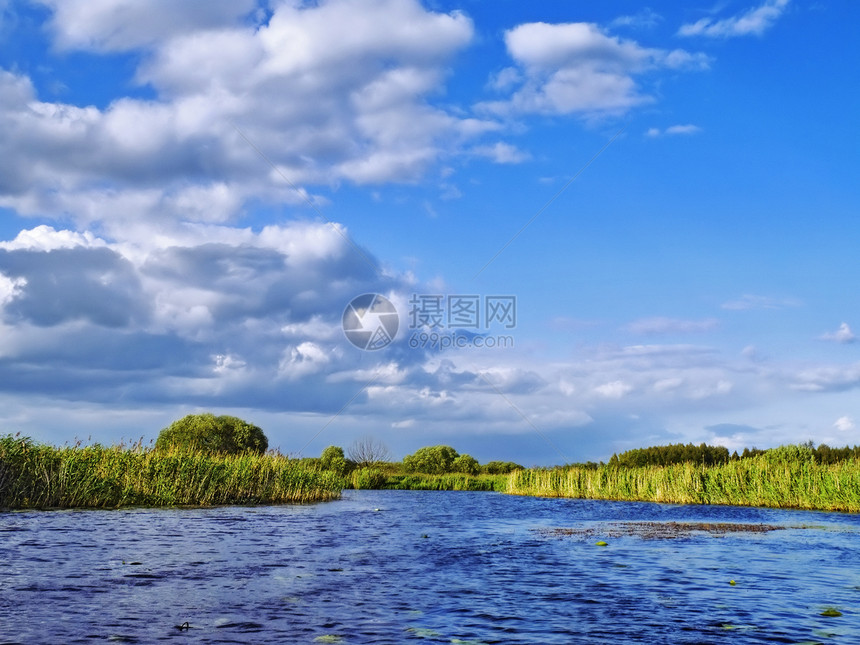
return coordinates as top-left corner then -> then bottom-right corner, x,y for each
1,490 -> 858,643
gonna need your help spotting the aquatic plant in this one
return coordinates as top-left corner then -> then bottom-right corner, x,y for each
0,434 -> 343,509
507,450 -> 860,512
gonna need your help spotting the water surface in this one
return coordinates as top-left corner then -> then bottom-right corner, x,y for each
1,491 -> 858,643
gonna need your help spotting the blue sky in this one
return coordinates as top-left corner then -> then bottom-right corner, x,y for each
1,0 -> 858,464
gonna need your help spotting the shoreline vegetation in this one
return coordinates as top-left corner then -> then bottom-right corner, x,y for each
506,455 -> 860,513
0,435 -> 343,509
3,432 -> 860,513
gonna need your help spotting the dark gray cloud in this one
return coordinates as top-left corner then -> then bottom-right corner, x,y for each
0,246 -> 147,327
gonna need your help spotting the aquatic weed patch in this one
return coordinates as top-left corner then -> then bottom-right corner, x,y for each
534,521 -> 800,540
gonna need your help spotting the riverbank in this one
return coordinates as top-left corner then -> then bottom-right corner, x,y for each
0,435 -> 343,509
507,454 -> 860,513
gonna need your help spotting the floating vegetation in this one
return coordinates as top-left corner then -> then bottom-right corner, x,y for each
314,635 -> 344,643
407,627 -> 442,638
820,607 -> 843,617
536,521 -> 796,541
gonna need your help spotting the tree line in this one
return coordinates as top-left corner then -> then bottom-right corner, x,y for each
313,440 -> 522,477
608,441 -> 860,468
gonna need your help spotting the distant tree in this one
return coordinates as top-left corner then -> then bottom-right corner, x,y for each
319,445 -> 348,475
155,413 -> 268,455
612,443 -> 730,468
452,454 -> 480,475
347,436 -> 391,469
403,445 -> 459,474
483,460 -> 524,475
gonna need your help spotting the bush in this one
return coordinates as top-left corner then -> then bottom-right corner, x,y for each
452,454 -> 480,475
403,445 -> 459,474
155,413 -> 268,455
319,445 -> 348,475
351,467 -> 387,489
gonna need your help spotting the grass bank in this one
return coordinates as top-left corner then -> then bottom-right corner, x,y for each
0,435 -> 344,510
507,454 -> 860,512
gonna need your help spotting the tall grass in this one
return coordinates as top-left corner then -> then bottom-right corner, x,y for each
507,453 -> 860,512
385,473 -> 508,491
0,435 -> 344,510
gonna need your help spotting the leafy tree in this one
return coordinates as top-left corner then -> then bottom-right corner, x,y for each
452,453 -> 480,475
319,445 -> 348,475
347,436 -> 391,469
483,460 -> 523,474
155,413 -> 268,455
403,445 -> 459,474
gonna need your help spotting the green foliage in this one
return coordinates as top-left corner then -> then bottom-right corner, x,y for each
452,453 -> 480,475
483,460 -> 524,474
507,448 -> 860,512
610,443 -> 730,468
350,467 -> 387,490
155,413 -> 268,455
319,445 -> 348,475
403,445 -> 460,474
0,434 -> 342,509
764,443 -> 814,464
388,473 -> 508,491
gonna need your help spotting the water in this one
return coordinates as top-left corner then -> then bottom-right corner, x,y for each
1,490 -> 858,644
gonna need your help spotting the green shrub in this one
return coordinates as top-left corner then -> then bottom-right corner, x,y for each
452,454 -> 480,475
403,445 -> 459,474
319,445 -> 348,475
155,413 -> 268,455
351,467 -> 387,489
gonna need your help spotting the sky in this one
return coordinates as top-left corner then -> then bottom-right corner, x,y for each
0,0 -> 858,465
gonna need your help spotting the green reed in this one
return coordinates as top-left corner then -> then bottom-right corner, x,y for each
506,453 -> 860,512
384,473 -> 508,491
0,435 -> 344,510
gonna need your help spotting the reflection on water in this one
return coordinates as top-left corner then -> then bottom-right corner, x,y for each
1,490 -> 858,644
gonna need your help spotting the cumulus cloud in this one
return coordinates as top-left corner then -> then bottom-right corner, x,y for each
479,21 -> 708,118
0,0 -> 494,236
834,416 -> 855,432
820,322 -> 856,344
679,0 -> 790,39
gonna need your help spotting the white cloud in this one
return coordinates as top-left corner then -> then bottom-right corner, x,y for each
679,0 -> 790,39
646,124 -> 702,137
0,0 -> 493,236
611,9 -> 663,30
471,142 -> 530,164
834,416 -> 855,432
38,0 -> 258,51
820,322 -> 856,344
721,294 -> 802,310
627,317 -> 718,334
479,21 -> 708,118
594,380 -> 633,399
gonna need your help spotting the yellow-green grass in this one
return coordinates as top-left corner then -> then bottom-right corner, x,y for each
0,435 -> 344,510
507,455 -> 860,512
